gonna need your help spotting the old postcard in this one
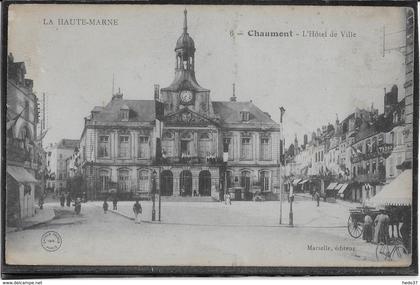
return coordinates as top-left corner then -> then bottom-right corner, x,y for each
3,3 -> 416,272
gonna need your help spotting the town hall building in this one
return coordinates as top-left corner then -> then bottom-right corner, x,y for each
79,10 -> 281,201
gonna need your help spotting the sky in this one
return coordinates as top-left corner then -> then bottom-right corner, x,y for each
8,5 -> 407,145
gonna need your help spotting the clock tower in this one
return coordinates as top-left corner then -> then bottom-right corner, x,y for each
160,10 -> 214,118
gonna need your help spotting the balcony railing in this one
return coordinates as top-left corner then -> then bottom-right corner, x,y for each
157,155 -> 223,165
353,170 -> 386,183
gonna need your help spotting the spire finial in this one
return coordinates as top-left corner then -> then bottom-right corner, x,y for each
112,73 -> 115,95
183,9 -> 188,33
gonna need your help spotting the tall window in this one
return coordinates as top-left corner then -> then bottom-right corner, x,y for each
118,170 -> 130,192
389,157 -> 395,176
162,132 -> 174,157
390,132 -> 396,145
24,101 -> 30,120
378,134 -> 384,145
240,137 -> 252,160
99,170 -> 109,192
372,137 -> 377,152
365,139 -> 371,154
119,135 -> 130,158
397,131 -> 403,145
138,170 -> 150,193
198,133 -> 211,158
260,171 -> 270,192
98,135 -> 110,158
226,171 -> 233,189
138,136 -> 150,159
372,160 -> 377,174
223,138 -> 234,160
260,137 -> 271,161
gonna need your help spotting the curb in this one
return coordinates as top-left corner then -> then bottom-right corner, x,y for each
6,215 -> 56,233
109,209 -> 134,221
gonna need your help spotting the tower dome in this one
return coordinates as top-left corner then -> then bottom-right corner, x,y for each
175,9 -> 195,57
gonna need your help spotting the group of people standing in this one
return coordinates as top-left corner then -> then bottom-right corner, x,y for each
362,207 -> 411,252
103,197 -> 143,224
102,196 -> 119,214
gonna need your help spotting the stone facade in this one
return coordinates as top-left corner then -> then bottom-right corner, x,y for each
78,10 -> 280,201
6,53 -> 40,226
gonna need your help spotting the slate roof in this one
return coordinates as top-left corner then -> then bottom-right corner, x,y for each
212,101 -> 277,125
92,99 -> 156,122
90,98 -> 278,128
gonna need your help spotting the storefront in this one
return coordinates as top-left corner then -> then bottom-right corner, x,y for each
6,165 -> 38,227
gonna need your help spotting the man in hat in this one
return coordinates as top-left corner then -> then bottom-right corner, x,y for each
374,207 -> 390,244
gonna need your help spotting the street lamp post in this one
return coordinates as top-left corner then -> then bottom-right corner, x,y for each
158,170 -> 161,222
289,184 -> 294,227
279,106 -> 286,224
152,170 -> 157,222
223,141 -> 229,202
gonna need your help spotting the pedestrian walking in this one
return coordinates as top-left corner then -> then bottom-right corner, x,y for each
362,214 -> 373,242
133,200 -> 142,224
374,208 -> 390,244
65,192 -> 71,207
103,199 -> 109,214
60,192 -> 65,207
225,193 -> 231,205
74,197 -> 82,215
38,194 -> 44,210
112,196 -> 118,210
314,191 -> 320,207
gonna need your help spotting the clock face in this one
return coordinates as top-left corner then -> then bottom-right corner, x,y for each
180,90 -> 193,104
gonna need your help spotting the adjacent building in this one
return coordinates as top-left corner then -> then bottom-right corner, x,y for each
45,139 -> 79,193
6,53 -> 40,226
79,10 -> 280,201
286,85 -> 408,204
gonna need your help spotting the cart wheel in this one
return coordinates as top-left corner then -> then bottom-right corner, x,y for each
347,216 -> 363,238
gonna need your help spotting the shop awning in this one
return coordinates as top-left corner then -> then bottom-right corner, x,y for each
299,179 -> 309,185
368,170 -> 412,207
334,183 -> 343,190
292,179 -> 302,186
326,182 -> 337,190
7,165 -> 38,183
338,184 -> 349,194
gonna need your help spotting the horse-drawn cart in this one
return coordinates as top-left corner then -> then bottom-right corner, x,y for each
347,206 -> 380,238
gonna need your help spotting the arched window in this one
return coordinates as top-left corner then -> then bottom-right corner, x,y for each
198,133 -> 211,158
99,169 -> 110,192
137,170 -> 150,193
118,169 -> 130,192
260,170 -> 271,192
180,132 -> 193,157
162,131 -> 174,157
226,170 -> 233,189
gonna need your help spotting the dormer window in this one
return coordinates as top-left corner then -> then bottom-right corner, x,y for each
240,111 -> 250,122
120,104 -> 129,121
121,110 -> 129,121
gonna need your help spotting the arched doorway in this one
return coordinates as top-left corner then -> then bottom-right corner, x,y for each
241,170 -> 251,200
180,170 -> 192,196
199,170 -> 211,196
160,170 -> 173,196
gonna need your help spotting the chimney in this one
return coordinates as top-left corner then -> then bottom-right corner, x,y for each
303,134 -> 308,146
112,88 -> 123,100
154,84 -> 160,100
230,83 -> 237,102
384,85 -> 398,117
